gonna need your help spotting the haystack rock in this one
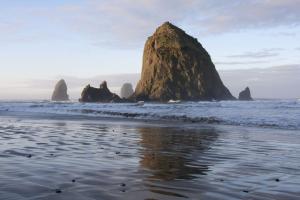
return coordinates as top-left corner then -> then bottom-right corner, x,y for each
239,87 -> 253,101
134,22 -> 235,101
80,81 -> 122,102
51,79 -> 69,101
120,83 -> 134,99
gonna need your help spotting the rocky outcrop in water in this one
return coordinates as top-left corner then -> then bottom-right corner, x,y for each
80,81 -> 122,102
239,87 -> 253,101
51,79 -> 69,101
120,83 -> 134,99
133,22 -> 235,102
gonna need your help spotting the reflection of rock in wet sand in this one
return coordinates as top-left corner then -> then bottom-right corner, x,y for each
139,127 -> 218,181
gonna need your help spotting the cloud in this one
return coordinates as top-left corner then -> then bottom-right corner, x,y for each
52,0 -> 300,47
1,1 -> 299,47
215,61 -> 269,65
227,48 -> 283,59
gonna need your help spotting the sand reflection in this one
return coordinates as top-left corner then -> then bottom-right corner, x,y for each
139,127 -> 218,181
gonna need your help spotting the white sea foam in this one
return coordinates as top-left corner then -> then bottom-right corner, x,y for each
0,99 -> 299,130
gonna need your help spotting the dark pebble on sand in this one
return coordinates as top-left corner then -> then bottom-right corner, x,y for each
243,190 -> 249,193
276,178 -> 280,182
55,189 -> 62,193
120,189 -> 126,192
123,132 -> 127,135
115,151 -> 120,154
72,179 -> 76,183
120,183 -> 126,187
27,154 -> 32,158
220,179 -> 224,182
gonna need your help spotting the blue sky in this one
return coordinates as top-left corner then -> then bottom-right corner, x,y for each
0,0 -> 299,98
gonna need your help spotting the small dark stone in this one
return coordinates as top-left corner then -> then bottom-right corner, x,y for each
122,132 -> 127,135
115,152 -> 120,155
120,183 -> 126,187
276,178 -> 280,182
55,189 -> 62,193
72,179 -> 76,183
27,154 -> 32,158
120,189 -> 126,193
50,153 -> 54,156
220,179 -> 224,182
243,190 -> 249,193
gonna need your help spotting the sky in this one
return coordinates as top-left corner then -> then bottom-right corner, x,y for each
0,0 -> 300,99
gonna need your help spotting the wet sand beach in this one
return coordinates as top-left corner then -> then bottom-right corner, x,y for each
0,112 -> 300,200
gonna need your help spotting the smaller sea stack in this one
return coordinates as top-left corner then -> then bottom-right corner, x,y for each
51,79 -> 69,101
239,87 -> 253,101
120,83 -> 134,99
80,81 -> 122,102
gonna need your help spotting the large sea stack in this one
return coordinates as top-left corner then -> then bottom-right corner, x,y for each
80,81 -> 122,102
239,87 -> 253,101
51,79 -> 69,101
134,22 -> 235,101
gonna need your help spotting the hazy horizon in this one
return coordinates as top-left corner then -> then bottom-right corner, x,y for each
0,65 -> 299,100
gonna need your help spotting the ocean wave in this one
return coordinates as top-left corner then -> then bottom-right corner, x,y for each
0,100 -> 299,130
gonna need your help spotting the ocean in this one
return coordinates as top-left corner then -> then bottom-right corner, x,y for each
0,100 -> 300,199
0,99 -> 299,130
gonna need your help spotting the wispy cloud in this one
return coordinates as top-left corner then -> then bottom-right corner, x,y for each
1,0 -> 299,47
53,0 -> 300,46
227,48 -> 283,59
215,61 -> 269,65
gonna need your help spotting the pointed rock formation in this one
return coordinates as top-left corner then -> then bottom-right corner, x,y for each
79,81 -> 122,102
51,79 -> 69,101
133,22 -> 235,101
120,83 -> 134,99
239,87 -> 253,101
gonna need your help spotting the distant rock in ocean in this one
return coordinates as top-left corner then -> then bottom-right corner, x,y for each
51,79 -> 69,101
239,87 -> 253,101
120,83 -> 134,99
80,81 -> 123,103
133,22 -> 235,102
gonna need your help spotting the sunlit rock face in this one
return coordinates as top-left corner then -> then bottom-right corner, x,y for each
239,87 -> 253,101
79,81 -> 122,103
134,22 -> 235,102
51,79 -> 69,101
120,83 -> 134,99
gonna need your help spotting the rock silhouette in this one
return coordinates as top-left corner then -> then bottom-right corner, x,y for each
134,22 -> 235,101
239,87 -> 253,101
80,81 -> 122,102
51,79 -> 69,101
120,83 -> 134,99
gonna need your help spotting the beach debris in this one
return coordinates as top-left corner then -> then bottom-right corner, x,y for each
115,151 -> 121,155
55,189 -> 62,193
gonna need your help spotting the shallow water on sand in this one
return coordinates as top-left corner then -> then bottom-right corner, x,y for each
0,114 -> 300,200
